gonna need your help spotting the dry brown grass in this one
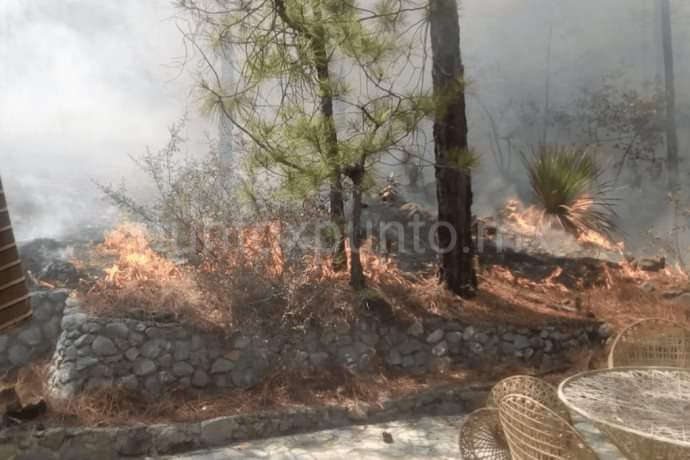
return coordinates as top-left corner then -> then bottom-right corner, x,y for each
3,358 -> 537,428
588,282 -> 690,331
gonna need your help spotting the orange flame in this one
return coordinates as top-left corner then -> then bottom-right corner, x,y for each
501,198 -> 623,254
100,223 -> 179,288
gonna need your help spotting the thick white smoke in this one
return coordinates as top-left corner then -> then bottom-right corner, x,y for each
0,0 -> 209,241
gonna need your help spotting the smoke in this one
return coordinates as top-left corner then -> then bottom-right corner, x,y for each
459,0 -> 690,256
1,0 -> 689,256
0,0 -> 209,241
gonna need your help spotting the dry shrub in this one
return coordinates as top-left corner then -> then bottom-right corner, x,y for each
283,241 -> 466,327
281,253 -> 361,328
233,222 -> 285,278
194,220 -> 290,329
374,269 -> 464,321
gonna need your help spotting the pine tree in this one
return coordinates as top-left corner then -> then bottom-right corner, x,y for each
177,0 -> 432,288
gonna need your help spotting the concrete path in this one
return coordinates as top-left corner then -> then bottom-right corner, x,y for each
163,415 -> 625,459
572,415 -> 627,460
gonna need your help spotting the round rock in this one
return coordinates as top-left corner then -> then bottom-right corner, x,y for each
134,359 -> 157,376
192,370 -> 210,388
92,336 -> 118,356
104,322 -> 130,339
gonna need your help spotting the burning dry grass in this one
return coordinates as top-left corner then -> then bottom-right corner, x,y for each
81,221 -> 612,334
81,216 -> 690,343
83,224 -> 229,332
473,252 -> 690,332
82,223 -> 470,332
82,223 -> 367,332
101,224 -> 180,286
286,239 -> 607,330
500,198 -> 623,255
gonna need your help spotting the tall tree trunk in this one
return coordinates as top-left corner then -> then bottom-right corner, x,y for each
429,0 -> 477,298
346,165 -> 366,290
660,0 -> 679,191
311,1 -> 347,271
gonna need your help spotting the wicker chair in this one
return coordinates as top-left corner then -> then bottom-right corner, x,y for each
459,408 -> 512,460
608,318 -> 690,368
487,375 -> 571,423
459,376 -> 571,459
497,393 -> 600,460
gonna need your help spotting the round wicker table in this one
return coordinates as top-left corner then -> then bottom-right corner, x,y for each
558,367 -> 690,460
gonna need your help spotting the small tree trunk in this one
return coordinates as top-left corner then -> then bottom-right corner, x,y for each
328,171 -> 347,272
348,166 -> 366,290
429,0 -> 477,298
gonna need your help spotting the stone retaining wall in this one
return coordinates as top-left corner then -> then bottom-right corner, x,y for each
1,383 -> 488,459
50,297 -> 272,398
0,289 -> 69,372
49,297 -> 609,398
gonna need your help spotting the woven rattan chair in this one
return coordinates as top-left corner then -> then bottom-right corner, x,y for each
459,408 -> 512,460
497,393 -> 600,460
487,375 -> 571,423
608,318 -> 690,368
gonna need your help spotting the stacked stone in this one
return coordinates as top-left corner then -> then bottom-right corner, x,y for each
51,301 -> 271,397
383,322 -> 609,371
49,298 -> 610,398
0,290 -> 68,371
301,321 -> 380,372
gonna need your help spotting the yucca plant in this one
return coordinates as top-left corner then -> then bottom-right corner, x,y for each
523,145 -> 617,238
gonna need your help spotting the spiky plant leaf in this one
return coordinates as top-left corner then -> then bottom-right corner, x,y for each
523,145 -> 617,238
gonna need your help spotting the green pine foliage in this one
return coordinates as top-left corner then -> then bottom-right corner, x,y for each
180,0 -> 432,199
